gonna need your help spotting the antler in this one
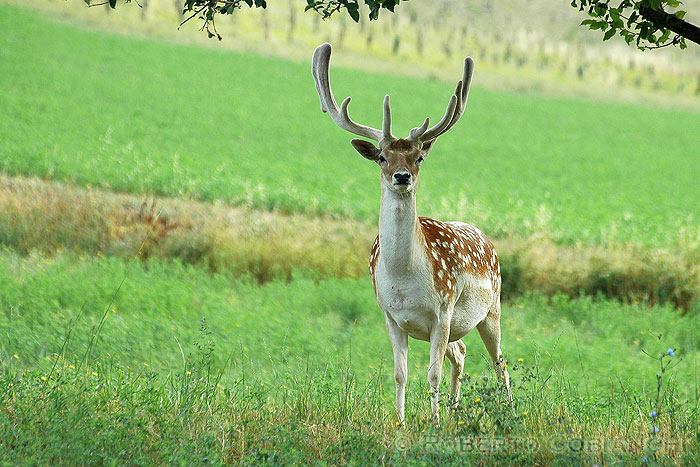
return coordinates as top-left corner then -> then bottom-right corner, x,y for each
312,43 -> 394,143
408,57 -> 474,144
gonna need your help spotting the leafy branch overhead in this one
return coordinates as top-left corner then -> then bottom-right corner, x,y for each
84,0 -> 401,40
571,0 -> 700,49
87,0 -> 698,51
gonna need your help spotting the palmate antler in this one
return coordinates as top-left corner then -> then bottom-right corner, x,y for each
312,42 -> 474,146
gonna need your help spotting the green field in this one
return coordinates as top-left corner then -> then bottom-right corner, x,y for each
2,4 -> 700,246
1,3 -> 700,464
2,250 -> 698,463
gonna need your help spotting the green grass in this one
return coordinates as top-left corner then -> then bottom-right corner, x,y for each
2,4 -> 700,246
1,250 -> 699,393
1,250 -> 698,463
2,5 -> 700,463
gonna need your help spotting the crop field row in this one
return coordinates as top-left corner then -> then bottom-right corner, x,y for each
2,4 -> 700,246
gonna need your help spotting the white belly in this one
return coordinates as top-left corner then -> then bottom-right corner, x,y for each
375,265 -> 492,342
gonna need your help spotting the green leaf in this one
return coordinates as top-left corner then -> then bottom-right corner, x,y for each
603,28 -> 616,40
348,7 -> 359,22
109,0 -> 117,8
665,0 -> 680,7
675,10 -> 686,19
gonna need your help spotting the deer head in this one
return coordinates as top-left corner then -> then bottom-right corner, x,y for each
312,42 -> 474,194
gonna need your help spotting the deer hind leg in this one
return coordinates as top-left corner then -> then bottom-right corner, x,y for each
476,300 -> 512,402
427,309 -> 452,424
444,339 -> 466,408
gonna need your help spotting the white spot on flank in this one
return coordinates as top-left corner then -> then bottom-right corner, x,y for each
438,270 -> 444,279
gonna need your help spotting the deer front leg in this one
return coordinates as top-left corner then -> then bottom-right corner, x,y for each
385,313 -> 408,425
427,309 -> 452,424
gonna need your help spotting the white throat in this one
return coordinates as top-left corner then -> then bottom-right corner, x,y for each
378,179 -> 426,275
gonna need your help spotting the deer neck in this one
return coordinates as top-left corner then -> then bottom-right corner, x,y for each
378,184 -> 426,275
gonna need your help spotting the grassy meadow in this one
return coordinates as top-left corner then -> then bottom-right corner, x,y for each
1,3 -> 700,464
2,4 -> 700,246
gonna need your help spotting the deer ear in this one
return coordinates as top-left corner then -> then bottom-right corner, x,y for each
351,139 -> 381,161
421,138 -> 437,156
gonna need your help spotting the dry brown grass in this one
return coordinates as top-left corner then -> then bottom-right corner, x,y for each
1,174 -> 699,310
0,174 -> 373,283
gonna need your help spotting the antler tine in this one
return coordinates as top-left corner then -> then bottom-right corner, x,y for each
382,95 -> 394,142
312,43 -> 385,142
409,57 -> 475,144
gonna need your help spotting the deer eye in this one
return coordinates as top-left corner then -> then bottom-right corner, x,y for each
378,155 -> 387,165
416,156 -> 424,165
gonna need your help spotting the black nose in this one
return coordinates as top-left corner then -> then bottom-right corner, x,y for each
393,172 -> 411,184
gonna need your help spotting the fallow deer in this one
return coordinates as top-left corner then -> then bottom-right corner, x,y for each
312,43 -> 512,424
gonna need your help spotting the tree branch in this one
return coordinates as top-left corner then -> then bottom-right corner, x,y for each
638,5 -> 700,46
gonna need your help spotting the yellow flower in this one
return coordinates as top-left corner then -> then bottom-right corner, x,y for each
13,354 -> 19,359
69,364 -> 75,370
186,371 -> 191,376
523,411 -> 528,416
7,383 -> 12,388
517,358 -> 524,363
395,421 -> 401,426
458,420 -> 464,426
41,376 -> 47,381
475,398 -> 481,403
92,372 -> 98,377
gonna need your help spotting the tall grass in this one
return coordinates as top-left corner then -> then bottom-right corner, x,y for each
2,298 -> 698,464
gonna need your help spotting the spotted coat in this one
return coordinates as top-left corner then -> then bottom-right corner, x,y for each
369,217 -> 500,303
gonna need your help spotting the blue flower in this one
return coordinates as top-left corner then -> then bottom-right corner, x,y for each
642,457 -> 648,464
651,426 -> 659,434
667,348 -> 675,357
649,411 -> 657,418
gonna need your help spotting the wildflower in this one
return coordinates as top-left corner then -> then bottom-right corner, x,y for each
396,421 -> 401,427
517,358 -> 524,363
475,398 -> 481,403
523,411 -> 528,416
186,371 -> 191,376
458,420 -> 464,426
651,427 -> 659,434
41,376 -> 47,381
200,318 -> 205,323
667,348 -> 675,357
642,457 -> 648,464
649,411 -> 657,418
69,364 -> 75,370
92,372 -> 98,377
13,354 -> 19,359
